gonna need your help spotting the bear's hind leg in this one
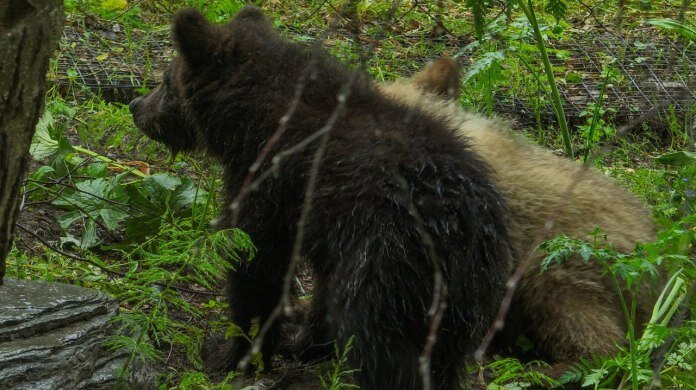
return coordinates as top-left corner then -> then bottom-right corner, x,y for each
323,271 -> 466,390
521,263 -> 626,367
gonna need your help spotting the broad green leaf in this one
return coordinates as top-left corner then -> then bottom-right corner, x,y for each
52,177 -> 130,247
149,173 -> 182,191
121,175 -> 207,243
31,111 -> 61,160
655,151 -> 696,167
81,221 -> 99,248
101,0 -> 127,11
647,19 -> 696,41
30,165 -> 56,181
56,210 -> 83,230
31,110 -> 75,175
172,178 -> 207,210
60,235 -> 82,247
101,208 -> 128,231
85,162 -> 108,178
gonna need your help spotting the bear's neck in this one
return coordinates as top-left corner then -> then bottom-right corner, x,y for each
191,47 -> 378,183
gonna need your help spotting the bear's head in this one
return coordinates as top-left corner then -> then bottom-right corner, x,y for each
128,67 -> 194,155
129,6 -> 275,155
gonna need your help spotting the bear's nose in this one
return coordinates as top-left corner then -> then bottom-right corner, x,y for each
128,97 -> 142,113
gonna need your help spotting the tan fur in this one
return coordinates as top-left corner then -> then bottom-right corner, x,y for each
411,56 -> 461,100
379,67 -> 658,363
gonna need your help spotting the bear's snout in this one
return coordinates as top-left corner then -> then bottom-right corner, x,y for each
129,96 -> 142,113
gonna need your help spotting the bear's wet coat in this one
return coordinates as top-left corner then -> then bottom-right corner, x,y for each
131,7 -> 512,389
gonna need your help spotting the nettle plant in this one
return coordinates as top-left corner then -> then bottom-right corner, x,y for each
458,13 -> 579,150
458,0 -> 575,155
539,219 -> 695,388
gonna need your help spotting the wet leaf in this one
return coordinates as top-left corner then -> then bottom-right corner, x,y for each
655,151 -> 696,167
101,0 -> 128,11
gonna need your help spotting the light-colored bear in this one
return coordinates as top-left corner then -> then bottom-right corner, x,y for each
379,57 -> 658,370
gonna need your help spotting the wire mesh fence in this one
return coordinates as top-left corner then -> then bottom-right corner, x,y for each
51,21 -> 172,103
49,20 -> 694,130
497,29 -> 695,128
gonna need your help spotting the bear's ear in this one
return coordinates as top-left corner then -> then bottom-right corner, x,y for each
411,56 -> 461,100
232,5 -> 267,23
172,8 -> 220,67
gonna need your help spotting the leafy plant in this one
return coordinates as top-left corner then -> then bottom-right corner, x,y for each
580,63 -> 620,162
462,50 -> 506,114
121,172 -> 209,244
655,151 -> 696,219
30,109 -> 78,176
52,175 -> 131,248
484,358 -> 559,389
647,19 -> 696,41
109,219 -> 255,381
544,0 -> 568,23
656,151 -> 696,167
516,0 -> 573,158
320,336 -> 359,390
29,107 -> 208,248
541,219 -> 695,388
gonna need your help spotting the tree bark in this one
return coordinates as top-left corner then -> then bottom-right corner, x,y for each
0,0 -> 63,285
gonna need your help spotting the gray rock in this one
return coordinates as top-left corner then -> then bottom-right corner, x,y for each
0,278 -> 132,389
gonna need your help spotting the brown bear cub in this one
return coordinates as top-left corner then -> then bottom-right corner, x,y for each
130,7 -> 513,389
380,58 -> 659,372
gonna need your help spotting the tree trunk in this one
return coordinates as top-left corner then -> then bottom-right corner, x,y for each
0,0 -> 63,285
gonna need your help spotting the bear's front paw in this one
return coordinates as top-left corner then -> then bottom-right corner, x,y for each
201,333 -> 250,373
278,320 -> 334,363
277,320 -> 308,357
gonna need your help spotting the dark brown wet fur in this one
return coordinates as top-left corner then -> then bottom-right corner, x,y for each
130,8 -> 513,390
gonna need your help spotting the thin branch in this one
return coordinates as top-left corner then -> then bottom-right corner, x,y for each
237,77 -> 355,372
305,0 -> 330,21
230,59 -> 318,227
414,0 -> 453,36
393,172 -> 447,390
